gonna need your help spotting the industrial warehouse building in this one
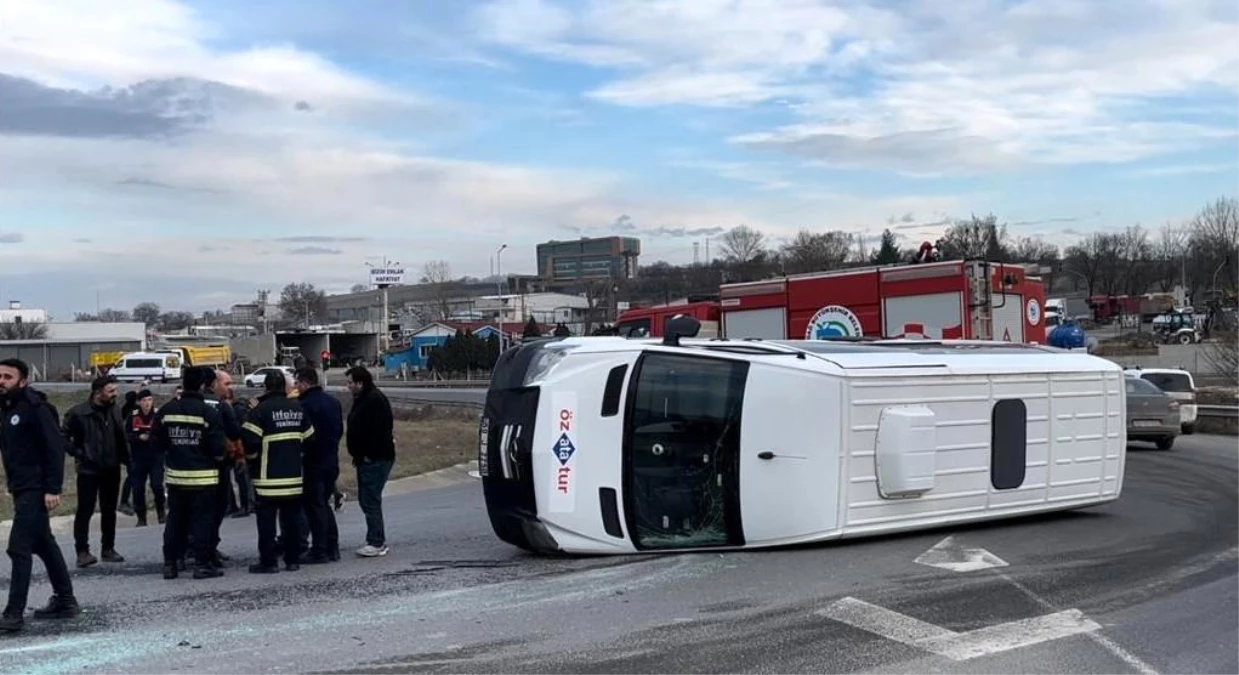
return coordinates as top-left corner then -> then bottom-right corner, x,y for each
0,320 -> 147,381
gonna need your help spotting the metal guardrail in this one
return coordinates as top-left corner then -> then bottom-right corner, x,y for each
375,379 -> 489,388
389,398 -> 484,410
1198,404 -> 1239,420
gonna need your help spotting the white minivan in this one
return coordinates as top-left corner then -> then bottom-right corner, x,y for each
1125,367 -> 1198,434
110,352 -> 183,383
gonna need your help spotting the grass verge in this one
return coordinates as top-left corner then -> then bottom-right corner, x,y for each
0,390 -> 480,522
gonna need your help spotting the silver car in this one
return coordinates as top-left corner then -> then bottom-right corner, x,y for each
1125,377 -> 1181,450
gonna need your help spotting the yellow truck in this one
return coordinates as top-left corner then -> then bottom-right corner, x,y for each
89,351 -> 126,370
157,344 -> 232,368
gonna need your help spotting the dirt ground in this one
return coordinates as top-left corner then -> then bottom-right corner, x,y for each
0,391 -> 480,522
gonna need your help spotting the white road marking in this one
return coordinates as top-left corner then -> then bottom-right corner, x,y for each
467,470 -> 481,479
997,570 -> 1160,675
817,596 -> 1101,661
914,536 -> 1009,572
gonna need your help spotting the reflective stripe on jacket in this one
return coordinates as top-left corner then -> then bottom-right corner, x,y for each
242,391 -> 314,498
154,393 -> 227,488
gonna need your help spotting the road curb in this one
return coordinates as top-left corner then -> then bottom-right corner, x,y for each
0,460 -> 481,545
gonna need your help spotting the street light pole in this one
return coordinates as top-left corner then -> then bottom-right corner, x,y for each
495,244 -> 507,351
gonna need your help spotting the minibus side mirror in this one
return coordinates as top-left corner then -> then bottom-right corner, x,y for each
663,314 -> 702,347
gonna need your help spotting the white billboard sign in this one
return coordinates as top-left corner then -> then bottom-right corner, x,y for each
369,267 -> 406,287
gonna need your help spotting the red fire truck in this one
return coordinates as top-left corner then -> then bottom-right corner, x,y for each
617,259 -> 1048,343
720,260 -> 1046,342
614,300 -> 721,338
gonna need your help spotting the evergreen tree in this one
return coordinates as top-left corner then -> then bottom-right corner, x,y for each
871,229 -> 903,265
484,333 -> 501,370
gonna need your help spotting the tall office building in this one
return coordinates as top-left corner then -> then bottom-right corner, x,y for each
536,236 -> 640,284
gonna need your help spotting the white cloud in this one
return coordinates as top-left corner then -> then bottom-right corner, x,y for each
0,0 -> 420,110
476,0 -> 1239,170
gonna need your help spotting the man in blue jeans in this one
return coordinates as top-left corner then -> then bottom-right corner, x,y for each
343,366 -> 394,557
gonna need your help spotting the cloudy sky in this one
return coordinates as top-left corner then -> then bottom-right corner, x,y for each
1,0 -> 1236,318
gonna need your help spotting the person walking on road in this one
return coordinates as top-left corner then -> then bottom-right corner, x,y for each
293,367 -> 342,563
0,358 -> 79,632
344,366 -> 394,558
156,366 -> 227,580
62,375 -> 130,567
242,371 -> 313,573
125,389 -> 165,527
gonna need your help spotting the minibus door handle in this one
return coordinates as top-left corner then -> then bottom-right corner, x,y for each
758,451 -> 806,460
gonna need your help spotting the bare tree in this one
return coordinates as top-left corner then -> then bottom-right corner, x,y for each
350,283 -> 367,294
132,302 -> 161,327
1188,196 -> 1239,300
278,283 -> 328,327
937,214 -> 1009,261
1151,223 -> 1189,292
719,225 -> 767,264
422,260 -> 454,321
1116,226 -> 1153,295
0,320 -> 48,340
780,230 -> 852,274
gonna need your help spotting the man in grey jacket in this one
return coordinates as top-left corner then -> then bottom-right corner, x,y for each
62,375 -> 130,567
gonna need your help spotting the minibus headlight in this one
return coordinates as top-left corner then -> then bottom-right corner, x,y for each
523,343 -> 578,386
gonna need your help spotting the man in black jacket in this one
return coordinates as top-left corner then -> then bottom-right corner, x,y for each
344,366 -> 394,557
0,358 -> 79,632
62,375 -> 129,567
293,367 -> 342,563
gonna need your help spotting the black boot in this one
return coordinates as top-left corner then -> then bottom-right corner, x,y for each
0,611 -> 23,632
163,563 -> 178,580
155,502 -> 166,525
32,595 -> 80,620
192,566 -> 223,580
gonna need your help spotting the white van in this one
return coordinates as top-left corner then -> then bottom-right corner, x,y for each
1125,367 -> 1197,434
110,352 -> 183,383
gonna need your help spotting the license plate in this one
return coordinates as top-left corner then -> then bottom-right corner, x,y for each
1133,420 -> 1161,428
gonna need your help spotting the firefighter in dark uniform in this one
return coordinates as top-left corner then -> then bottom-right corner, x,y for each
241,370 -> 313,573
155,366 -> 227,580
198,367 -> 243,568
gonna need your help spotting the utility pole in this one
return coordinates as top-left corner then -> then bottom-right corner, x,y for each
366,256 -> 401,355
495,244 -> 507,351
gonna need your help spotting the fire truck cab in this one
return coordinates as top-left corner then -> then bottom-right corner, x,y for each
614,300 -> 720,339
719,260 -> 1047,343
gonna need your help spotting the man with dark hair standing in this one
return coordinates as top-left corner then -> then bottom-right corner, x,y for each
63,375 -> 129,567
242,370 -> 313,573
157,366 -> 227,580
344,366 -> 394,557
293,366 -> 342,563
198,367 -> 242,568
0,358 -> 78,632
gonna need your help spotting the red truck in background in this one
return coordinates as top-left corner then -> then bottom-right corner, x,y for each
614,300 -> 721,338
616,259 -> 1048,344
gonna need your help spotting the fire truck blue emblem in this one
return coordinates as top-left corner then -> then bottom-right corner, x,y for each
806,304 -> 864,339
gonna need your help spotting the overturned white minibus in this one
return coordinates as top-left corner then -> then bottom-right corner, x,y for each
479,316 -> 1127,555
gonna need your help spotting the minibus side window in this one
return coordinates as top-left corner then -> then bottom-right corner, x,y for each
991,399 -> 1027,490
625,352 -> 747,550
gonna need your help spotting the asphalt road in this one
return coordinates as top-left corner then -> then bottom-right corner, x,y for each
0,435 -> 1234,674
